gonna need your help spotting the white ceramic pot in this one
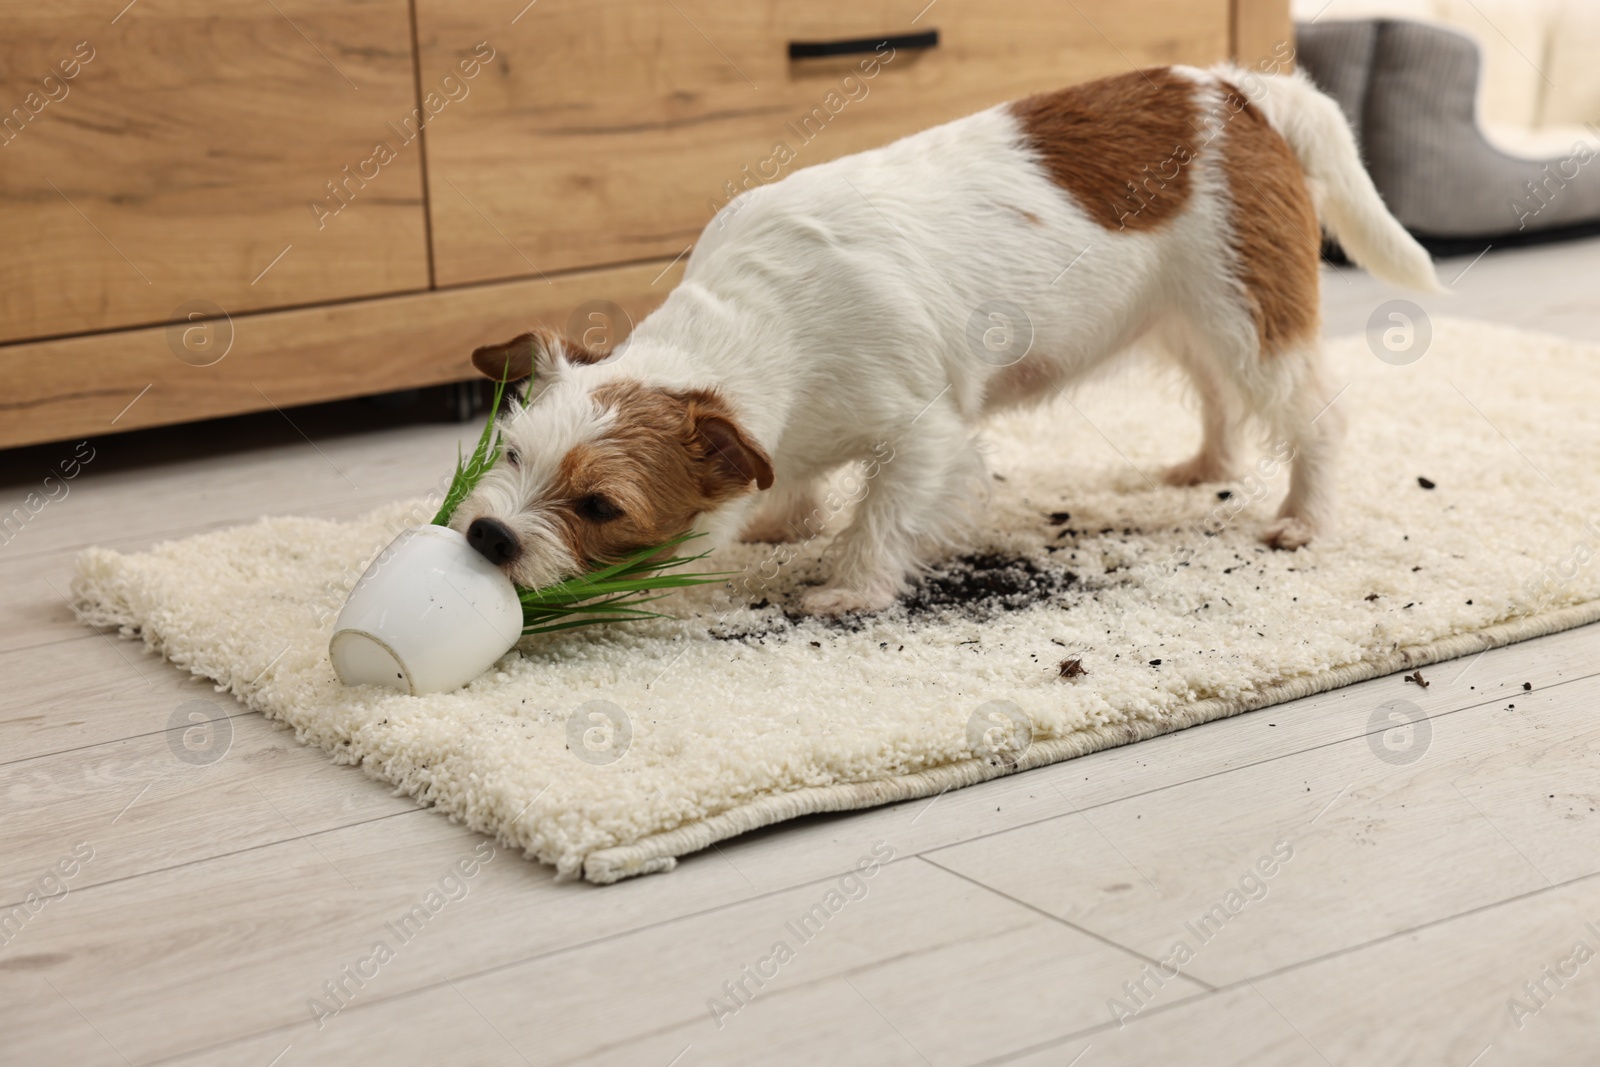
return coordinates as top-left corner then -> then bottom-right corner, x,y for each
329,525 -> 523,695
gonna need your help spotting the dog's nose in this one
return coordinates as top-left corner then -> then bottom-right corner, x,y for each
466,517 -> 521,566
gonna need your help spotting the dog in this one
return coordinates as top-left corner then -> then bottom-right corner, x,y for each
452,63 -> 1441,615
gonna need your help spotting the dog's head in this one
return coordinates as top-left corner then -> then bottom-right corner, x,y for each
449,329 -> 773,589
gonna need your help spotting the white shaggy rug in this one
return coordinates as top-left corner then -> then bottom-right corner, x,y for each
73,318 -> 1600,883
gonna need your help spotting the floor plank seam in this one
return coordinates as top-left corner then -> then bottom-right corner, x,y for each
967,984 -> 1217,1067
915,855 -> 1221,993
1,631 -> 100,656
967,866 -> 1600,1065
0,489 -> 429,568
1,707 -> 296,770
0,808 -> 425,913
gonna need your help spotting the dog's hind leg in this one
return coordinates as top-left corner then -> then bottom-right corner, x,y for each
1199,67 -> 1337,548
798,398 -> 982,615
1259,342 -> 1344,550
1161,320 -> 1245,487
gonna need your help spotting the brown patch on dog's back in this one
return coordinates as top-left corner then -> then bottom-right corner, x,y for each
1011,68 -> 1203,232
545,381 -> 773,567
1216,83 -> 1321,355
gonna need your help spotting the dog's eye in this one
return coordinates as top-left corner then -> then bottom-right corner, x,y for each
576,494 -> 623,523
504,449 -> 520,469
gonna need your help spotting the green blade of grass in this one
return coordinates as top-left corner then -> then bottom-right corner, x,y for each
516,536 -> 725,605
516,536 -> 730,634
431,373 -> 510,527
518,570 -> 720,604
520,592 -> 680,634
520,589 -> 675,615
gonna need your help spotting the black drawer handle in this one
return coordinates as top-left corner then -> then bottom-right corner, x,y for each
788,29 -> 938,60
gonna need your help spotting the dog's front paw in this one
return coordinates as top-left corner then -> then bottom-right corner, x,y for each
799,585 -> 895,616
1261,516 -> 1316,550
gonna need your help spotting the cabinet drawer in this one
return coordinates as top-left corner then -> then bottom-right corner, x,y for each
416,0 -> 1230,287
0,0 -> 429,344
0,259 -> 684,449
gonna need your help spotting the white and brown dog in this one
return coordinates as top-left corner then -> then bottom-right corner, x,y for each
453,63 -> 1440,615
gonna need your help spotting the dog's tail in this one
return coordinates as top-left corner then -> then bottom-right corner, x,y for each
1216,64 -> 1444,293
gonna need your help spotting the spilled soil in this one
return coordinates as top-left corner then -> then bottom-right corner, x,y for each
710,551 -> 1082,643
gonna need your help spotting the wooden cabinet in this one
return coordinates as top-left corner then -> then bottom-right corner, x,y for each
0,0 -> 1286,449
0,0 -> 429,345
417,0 -> 1232,285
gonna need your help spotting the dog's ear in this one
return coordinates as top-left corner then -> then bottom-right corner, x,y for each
470,329 -> 607,385
471,332 -> 538,383
681,392 -> 774,495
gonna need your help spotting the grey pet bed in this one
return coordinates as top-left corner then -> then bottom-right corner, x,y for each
1297,18 -> 1600,253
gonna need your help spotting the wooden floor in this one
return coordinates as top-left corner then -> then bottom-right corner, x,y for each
4,239 -> 1600,1066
